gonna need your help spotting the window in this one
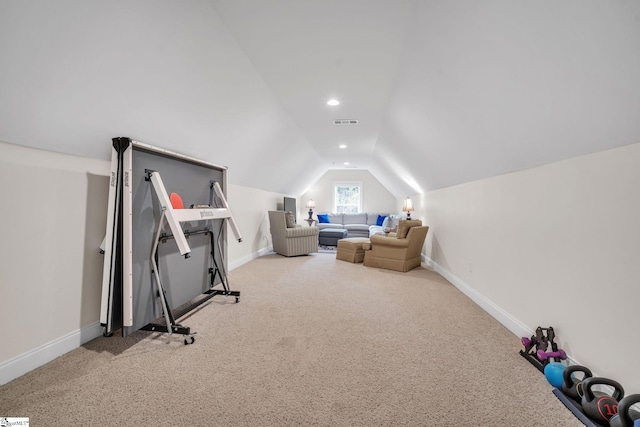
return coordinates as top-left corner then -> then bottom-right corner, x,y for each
333,181 -> 362,213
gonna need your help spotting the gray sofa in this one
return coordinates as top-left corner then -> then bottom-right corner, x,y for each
317,213 -> 403,238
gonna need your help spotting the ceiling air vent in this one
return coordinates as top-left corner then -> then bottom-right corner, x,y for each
333,119 -> 359,125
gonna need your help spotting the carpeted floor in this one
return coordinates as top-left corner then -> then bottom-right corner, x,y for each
0,254 -> 582,426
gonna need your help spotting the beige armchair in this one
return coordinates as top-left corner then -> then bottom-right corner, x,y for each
268,211 -> 319,257
363,220 -> 429,272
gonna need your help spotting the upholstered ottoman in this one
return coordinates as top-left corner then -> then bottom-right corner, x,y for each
318,228 -> 348,246
336,237 -> 370,263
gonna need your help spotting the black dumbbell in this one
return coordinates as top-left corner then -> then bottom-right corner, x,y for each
562,365 -> 593,402
581,377 -> 625,425
609,394 -> 640,427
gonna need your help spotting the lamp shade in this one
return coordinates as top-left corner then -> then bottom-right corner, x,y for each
402,197 -> 414,212
306,199 -> 315,209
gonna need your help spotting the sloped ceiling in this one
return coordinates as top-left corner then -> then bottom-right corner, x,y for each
373,1 -> 640,194
1,1 -> 639,197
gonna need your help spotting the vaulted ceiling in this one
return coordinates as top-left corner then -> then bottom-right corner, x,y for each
1,1 -> 639,197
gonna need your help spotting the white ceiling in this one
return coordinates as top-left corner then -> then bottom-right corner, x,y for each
1,1 -> 640,197
213,0 -> 414,171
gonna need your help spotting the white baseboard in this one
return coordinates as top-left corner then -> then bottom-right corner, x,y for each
2,247 -> 271,386
0,253 -> 553,387
423,255 -> 532,339
229,246 -> 272,271
422,255 -> 586,368
0,321 -> 103,385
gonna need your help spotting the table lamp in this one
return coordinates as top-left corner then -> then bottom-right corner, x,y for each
403,197 -> 414,219
306,199 -> 315,220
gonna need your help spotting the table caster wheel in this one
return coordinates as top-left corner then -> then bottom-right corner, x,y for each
184,336 -> 195,345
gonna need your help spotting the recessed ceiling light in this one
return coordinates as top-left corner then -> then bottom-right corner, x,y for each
327,99 -> 340,106
339,144 -> 347,149
344,162 -> 350,165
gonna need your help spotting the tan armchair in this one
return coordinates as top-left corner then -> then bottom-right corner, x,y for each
363,220 -> 429,272
268,211 -> 319,257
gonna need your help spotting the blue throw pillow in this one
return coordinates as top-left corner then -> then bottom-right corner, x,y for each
376,215 -> 387,226
317,214 -> 330,224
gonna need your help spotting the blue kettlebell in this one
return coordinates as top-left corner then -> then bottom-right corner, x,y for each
544,362 -> 566,388
609,394 -> 640,427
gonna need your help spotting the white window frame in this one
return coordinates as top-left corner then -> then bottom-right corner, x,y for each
333,181 -> 362,213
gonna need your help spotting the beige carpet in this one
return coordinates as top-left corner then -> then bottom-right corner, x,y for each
0,253 -> 581,426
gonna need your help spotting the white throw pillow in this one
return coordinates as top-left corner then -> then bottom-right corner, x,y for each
285,211 -> 296,228
387,214 -> 404,230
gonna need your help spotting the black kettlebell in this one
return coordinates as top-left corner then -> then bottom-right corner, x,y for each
562,365 -> 593,402
581,377 -> 625,425
609,394 -> 640,427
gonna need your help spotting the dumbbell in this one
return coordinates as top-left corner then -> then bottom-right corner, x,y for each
537,348 -> 567,361
522,336 -> 533,347
609,394 -> 640,427
561,365 -> 592,402
581,377 -> 625,425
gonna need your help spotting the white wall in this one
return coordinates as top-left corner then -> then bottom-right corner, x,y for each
0,142 -> 109,383
300,169 -> 397,217
0,141 -> 283,384
226,183 -> 286,269
5,140 -> 639,394
420,142 -> 640,391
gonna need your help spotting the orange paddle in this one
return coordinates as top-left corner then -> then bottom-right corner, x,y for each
169,193 -> 184,209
